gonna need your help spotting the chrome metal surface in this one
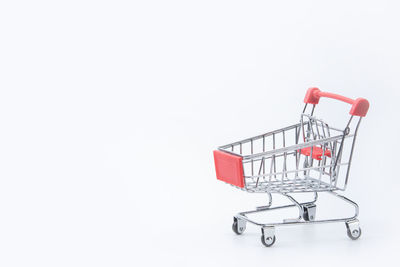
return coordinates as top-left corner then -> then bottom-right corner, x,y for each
234,191 -> 359,227
218,105 -> 363,193
217,101 -> 366,245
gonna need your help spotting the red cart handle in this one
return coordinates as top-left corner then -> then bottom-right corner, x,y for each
304,87 -> 369,117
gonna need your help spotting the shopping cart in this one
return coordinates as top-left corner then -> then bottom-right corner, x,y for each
213,87 -> 369,247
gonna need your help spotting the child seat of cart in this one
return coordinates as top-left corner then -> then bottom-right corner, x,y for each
298,146 -> 331,160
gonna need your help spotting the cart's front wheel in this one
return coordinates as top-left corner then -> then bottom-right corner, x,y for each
232,216 -> 246,235
347,227 -> 361,240
261,235 -> 276,247
345,220 -> 361,240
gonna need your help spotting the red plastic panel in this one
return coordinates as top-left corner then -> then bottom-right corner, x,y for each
213,150 -> 244,188
299,146 -> 331,160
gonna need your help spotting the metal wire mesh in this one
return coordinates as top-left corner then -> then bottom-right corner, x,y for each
218,107 -> 361,193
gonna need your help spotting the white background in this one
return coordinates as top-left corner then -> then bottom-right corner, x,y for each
1,0 -> 399,266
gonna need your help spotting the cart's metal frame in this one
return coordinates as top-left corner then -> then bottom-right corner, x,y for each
233,191 -> 360,246
218,102 -> 365,246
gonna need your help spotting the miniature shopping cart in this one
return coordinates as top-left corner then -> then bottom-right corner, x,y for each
213,87 -> 369,247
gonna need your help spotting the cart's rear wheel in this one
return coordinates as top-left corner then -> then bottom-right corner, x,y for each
303,204 -> 316,221
303,210 -> 310,221
261,235 -> 276,247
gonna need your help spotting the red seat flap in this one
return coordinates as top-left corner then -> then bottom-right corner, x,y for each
299,146 -> 331,160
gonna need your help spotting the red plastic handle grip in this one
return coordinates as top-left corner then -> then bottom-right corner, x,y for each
304,87 -> 369,117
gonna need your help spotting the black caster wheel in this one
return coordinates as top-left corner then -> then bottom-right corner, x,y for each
261,235 -> 276,247
232,217 -> 246,235
303,209 -> 310,221
302,204 -> 316,221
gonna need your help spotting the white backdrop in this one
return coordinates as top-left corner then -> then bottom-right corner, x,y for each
1,1 -> 399,266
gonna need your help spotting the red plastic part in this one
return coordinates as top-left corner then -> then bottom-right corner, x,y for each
304,87 -> 369,117
213,150 -> 244,188
299,146 -> 331,160
303,87 -> 321,104
349,98 -> 370,117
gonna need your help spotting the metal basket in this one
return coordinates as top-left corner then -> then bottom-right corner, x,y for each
213,87 -> 369,247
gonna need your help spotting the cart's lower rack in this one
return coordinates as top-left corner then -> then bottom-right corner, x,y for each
232,191 -> 362,247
